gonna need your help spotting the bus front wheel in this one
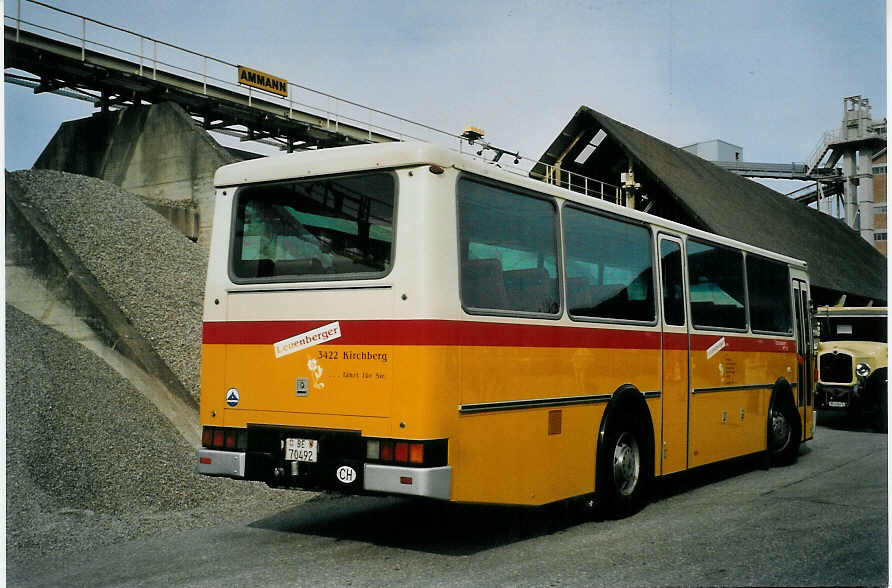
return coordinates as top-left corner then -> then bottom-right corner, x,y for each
597,413 -> 650,518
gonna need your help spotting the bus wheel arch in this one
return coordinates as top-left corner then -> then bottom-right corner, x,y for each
768,378 -> 801,466
595,384 -> 655,518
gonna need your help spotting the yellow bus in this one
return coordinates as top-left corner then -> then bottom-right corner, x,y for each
197,142 -> 814,517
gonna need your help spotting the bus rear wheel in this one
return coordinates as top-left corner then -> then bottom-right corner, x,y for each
597,413 -> 650,518
768,403 -> 800,466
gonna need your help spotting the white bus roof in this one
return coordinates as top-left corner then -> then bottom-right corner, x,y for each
214,142 -> 807,269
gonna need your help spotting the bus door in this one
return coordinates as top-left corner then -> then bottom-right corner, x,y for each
792,278 -> 814,439
658,234 -> 689,475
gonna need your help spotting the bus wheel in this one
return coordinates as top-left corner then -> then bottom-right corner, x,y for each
598,413 -> 650,518
768,404 -> 800,466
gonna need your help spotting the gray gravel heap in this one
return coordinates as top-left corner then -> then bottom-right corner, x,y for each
6,305 -> 310,566
7,169 -> 206,400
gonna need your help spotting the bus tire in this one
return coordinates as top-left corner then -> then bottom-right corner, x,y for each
767,400 -> 800,466
597,411 -> 651,518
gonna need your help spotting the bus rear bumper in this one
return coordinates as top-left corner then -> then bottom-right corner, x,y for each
364,464 -> 451,500
197,448 -> 246,478
197,448 -> 451,500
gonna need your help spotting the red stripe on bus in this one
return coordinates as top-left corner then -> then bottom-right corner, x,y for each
662,332 -> 689,350
202,319 -> 660,349
690,334 -> 796,354
659,333 -> 795,353
203,319 -> 795,352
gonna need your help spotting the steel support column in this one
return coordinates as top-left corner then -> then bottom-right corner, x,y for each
842,152 -> 858,228
857,148 -> 875,242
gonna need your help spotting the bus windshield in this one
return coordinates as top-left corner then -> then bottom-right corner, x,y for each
230,172 -> 395,281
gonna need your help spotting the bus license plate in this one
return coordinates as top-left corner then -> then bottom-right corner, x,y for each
828,401 -> 847,408
285,438 -> 318,462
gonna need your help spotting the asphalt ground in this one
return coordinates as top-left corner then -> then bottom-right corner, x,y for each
8,420 -> 887,587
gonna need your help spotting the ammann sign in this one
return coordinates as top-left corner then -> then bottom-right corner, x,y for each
237,65 -> 288,97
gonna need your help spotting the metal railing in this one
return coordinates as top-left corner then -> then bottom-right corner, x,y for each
785,183 -> 819,200
7,0 -> 458,143
806,129 -> 841,172
6,0 -> 620,205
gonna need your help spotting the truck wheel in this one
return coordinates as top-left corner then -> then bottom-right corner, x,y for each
597,412 -> 650,518
768,403 -> 800,466
873,381 -> 887,433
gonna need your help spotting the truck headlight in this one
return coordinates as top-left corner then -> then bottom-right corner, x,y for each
855,362 -> 871,377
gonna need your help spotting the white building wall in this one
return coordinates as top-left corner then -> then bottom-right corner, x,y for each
681,139 -> 743,162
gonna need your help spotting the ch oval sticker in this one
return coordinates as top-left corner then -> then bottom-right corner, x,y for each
336,465 -> 357,484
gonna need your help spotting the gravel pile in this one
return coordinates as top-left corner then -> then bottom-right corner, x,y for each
7,169 -> 206,400
6,305 -> 311,567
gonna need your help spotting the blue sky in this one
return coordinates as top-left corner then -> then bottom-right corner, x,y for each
3,0 -> 886,193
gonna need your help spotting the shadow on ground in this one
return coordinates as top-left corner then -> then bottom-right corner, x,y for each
249,493 -> 587,556
248,450 -> 806,556
816,409 -> 885,433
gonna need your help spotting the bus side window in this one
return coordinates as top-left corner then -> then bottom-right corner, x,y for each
563,206 -> 655,323
458,178 -> 560,315
687,240 -> 746,330
746,255 -> 793,334
660,239 -> 685,326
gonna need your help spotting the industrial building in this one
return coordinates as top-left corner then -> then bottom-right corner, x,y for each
532,107 -> 886,306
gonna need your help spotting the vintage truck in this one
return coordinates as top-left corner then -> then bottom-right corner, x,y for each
815,306 -> 887,431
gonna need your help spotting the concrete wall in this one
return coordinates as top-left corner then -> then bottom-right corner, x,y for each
34,102 -> 251,246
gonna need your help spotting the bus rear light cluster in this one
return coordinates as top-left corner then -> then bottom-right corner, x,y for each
367,440 -> 423,464
202,426 -> 247,451
364,437 -> 448,468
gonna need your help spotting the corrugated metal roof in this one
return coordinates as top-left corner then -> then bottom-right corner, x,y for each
535,106 -> 887,303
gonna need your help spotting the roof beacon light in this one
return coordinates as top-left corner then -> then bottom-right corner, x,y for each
461,125 -> 485,144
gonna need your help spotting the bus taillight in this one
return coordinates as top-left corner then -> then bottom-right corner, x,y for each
201,426 -> 247,451
409,443 -> 424,464
380,440 -> 394,461
395,442 -> 409,462
363,438 -> 446,467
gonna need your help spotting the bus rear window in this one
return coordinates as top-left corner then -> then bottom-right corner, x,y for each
230,173 -> 395,281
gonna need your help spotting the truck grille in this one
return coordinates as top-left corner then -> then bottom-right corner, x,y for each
820,352 -> 853,384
